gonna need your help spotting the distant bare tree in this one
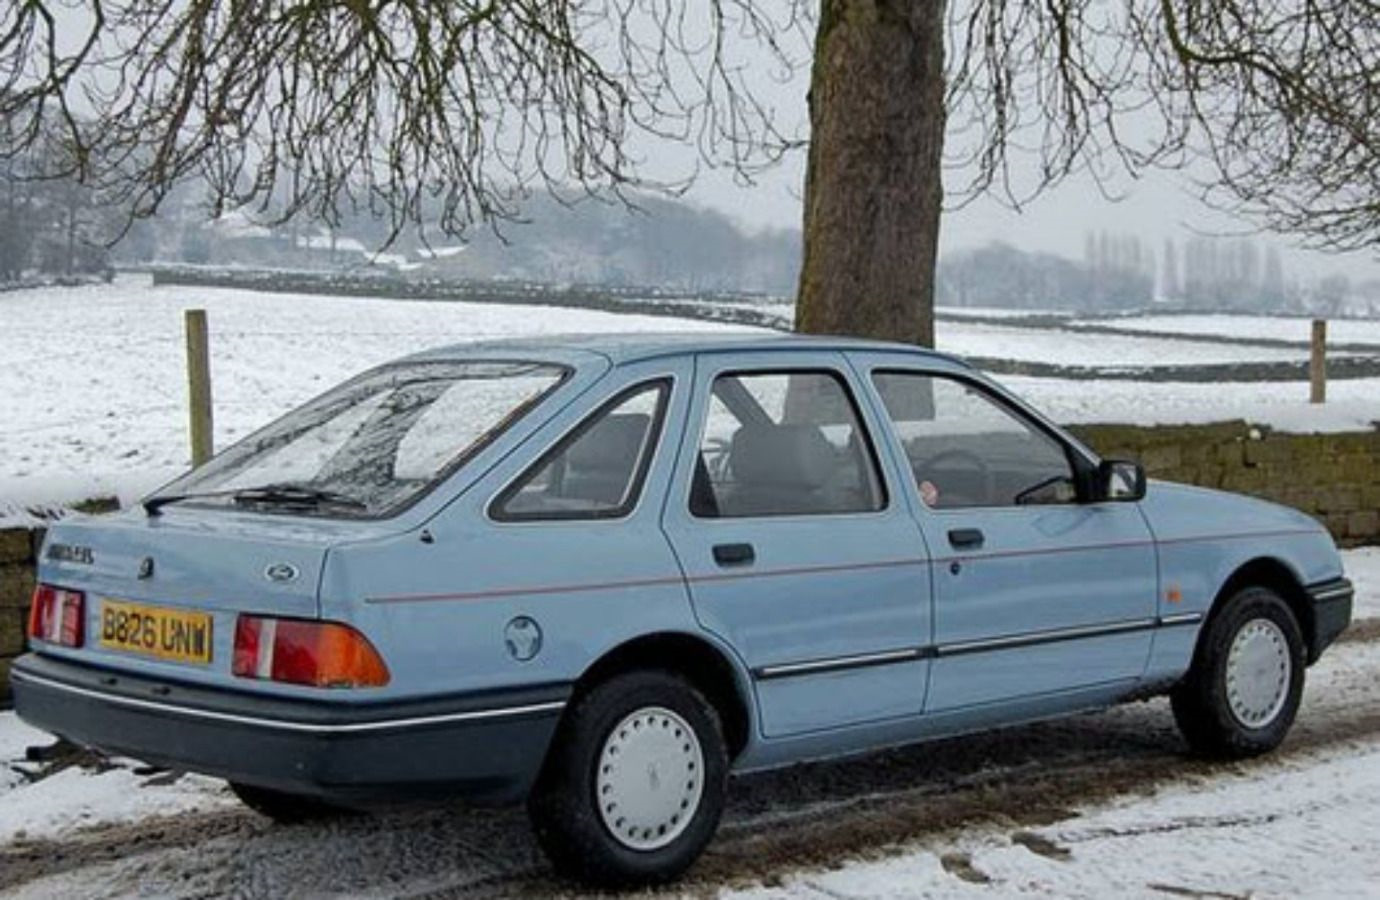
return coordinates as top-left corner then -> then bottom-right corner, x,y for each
2,1 -> 1376,342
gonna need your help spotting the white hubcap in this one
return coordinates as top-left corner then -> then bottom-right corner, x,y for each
1226,618 -> 1291,728
596,706 -> 703,851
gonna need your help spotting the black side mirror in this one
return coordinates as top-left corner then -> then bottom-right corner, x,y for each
1097,459 -> 1146,502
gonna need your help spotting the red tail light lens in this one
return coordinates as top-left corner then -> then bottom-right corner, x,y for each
28,584 -> 85,648
232,615 -> 389,688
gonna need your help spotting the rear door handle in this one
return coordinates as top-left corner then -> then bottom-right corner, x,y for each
947,528 -> 985,550
712,543 -> 756,567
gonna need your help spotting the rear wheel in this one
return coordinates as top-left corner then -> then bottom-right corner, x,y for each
527,670 -> 728,887
1171,585 -> 1306,759
230,782 -> 351,824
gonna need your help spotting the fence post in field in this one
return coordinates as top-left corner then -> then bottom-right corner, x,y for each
1310,318 -> 1327,405
185,308 -> 214,466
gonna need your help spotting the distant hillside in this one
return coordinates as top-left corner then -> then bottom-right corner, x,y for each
109,190 -> 801,295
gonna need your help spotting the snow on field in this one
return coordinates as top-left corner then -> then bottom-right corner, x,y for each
1003,373 -> 1380,433
0,276 -> 744,517
1078,313 -> 1380,346
2,277 -> 1377,517
936,320 -> 1329,367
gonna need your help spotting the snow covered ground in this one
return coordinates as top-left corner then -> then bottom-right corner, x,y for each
1005,373 -> 1380,433
2,277 -> 1377,520
728,739 -> 1380,900
1075,313 -> 1380,346
936,320 -> 1335,366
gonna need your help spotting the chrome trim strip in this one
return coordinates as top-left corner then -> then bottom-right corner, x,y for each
756,613 -> 1208,678
1157,612 -> 1205,627
10,670 -> 566,734
755,647 -> 928,680
1309,587 -> 1354,602
936,618 -> 1158,657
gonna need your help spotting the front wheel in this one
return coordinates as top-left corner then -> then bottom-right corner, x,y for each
1171,585 -> 1306,759
527,670 -> 728,887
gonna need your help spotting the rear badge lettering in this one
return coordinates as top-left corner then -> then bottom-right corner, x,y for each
47,543 -> 94,565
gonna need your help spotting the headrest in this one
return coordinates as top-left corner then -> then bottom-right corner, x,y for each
729,424 -> 834,490
565,413 -> 650,474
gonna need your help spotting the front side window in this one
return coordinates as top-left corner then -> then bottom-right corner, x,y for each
872,371 -> 1076,509
151,361 -> 567,517
493,380 -> 669,520
692,371 -> 885,518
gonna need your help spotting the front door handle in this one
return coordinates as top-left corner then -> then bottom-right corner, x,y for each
947,528 -> 985,550
713,543 -> 756,567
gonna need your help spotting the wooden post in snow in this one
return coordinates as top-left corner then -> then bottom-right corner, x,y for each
1310,318 -> 1327,405
185,309 -> 214,466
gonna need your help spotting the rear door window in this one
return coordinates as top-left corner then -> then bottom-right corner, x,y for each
691,371 -> 886,518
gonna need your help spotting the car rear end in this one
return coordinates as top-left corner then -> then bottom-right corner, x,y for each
12,352 -> 592,802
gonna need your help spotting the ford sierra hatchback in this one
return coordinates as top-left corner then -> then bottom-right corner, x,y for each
13,334 -> 1353,886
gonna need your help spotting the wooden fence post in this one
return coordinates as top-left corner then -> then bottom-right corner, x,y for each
1310,318 -> 1327,405
185,309 -> 214,466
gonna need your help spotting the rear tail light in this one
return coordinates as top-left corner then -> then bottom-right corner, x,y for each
232,615 -> 389,688
28,584 -> 85,648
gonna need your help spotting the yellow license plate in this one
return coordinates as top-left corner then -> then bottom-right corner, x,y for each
98,599 -> 214,665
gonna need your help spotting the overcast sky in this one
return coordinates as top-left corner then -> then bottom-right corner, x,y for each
666,99 -> 1380,287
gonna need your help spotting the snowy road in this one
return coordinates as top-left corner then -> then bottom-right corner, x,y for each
3,617 -> 1379,898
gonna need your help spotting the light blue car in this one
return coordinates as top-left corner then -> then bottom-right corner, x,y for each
13,334 -> 1353,886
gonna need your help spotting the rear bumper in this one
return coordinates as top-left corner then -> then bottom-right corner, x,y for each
1307,577 -> 1354,663
11,653 -> 568,804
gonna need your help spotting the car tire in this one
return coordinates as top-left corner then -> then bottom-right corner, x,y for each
1171,585 -> 1306,759
230,782 -> 351,824
527,670 -> 729,887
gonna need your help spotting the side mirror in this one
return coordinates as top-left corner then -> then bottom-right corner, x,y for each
1098,459 -> 1146,502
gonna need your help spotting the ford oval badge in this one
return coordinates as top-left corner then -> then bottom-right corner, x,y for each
265,563 -> 299,584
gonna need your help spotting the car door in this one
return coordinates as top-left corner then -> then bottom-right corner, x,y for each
660,350 -> 933,738
854,355 -> 1158,713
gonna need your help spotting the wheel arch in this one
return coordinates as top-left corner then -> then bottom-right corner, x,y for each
569,631 -> 754,760
1209,556 -> 1316,661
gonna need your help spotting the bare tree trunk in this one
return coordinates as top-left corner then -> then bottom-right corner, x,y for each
796,0 -> 945,347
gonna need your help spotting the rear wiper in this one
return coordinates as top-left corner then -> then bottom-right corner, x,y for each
231,484 -> 368,511
144,489 -> 241,516
144,484 -> 367,516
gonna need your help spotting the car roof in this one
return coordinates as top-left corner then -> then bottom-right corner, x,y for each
402,331 -> 969,368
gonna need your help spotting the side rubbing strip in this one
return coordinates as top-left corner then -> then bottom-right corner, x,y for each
936,618 -> 1158,658
755,647 -> 930,681
751,614 -> 1206,681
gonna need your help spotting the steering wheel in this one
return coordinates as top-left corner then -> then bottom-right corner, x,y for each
914,448 -> 996,507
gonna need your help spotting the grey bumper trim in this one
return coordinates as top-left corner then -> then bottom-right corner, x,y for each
10,669 -> 566,735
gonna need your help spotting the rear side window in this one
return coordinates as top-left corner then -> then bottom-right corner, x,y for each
492,380 -> 670,521
691,371 -> 886,518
